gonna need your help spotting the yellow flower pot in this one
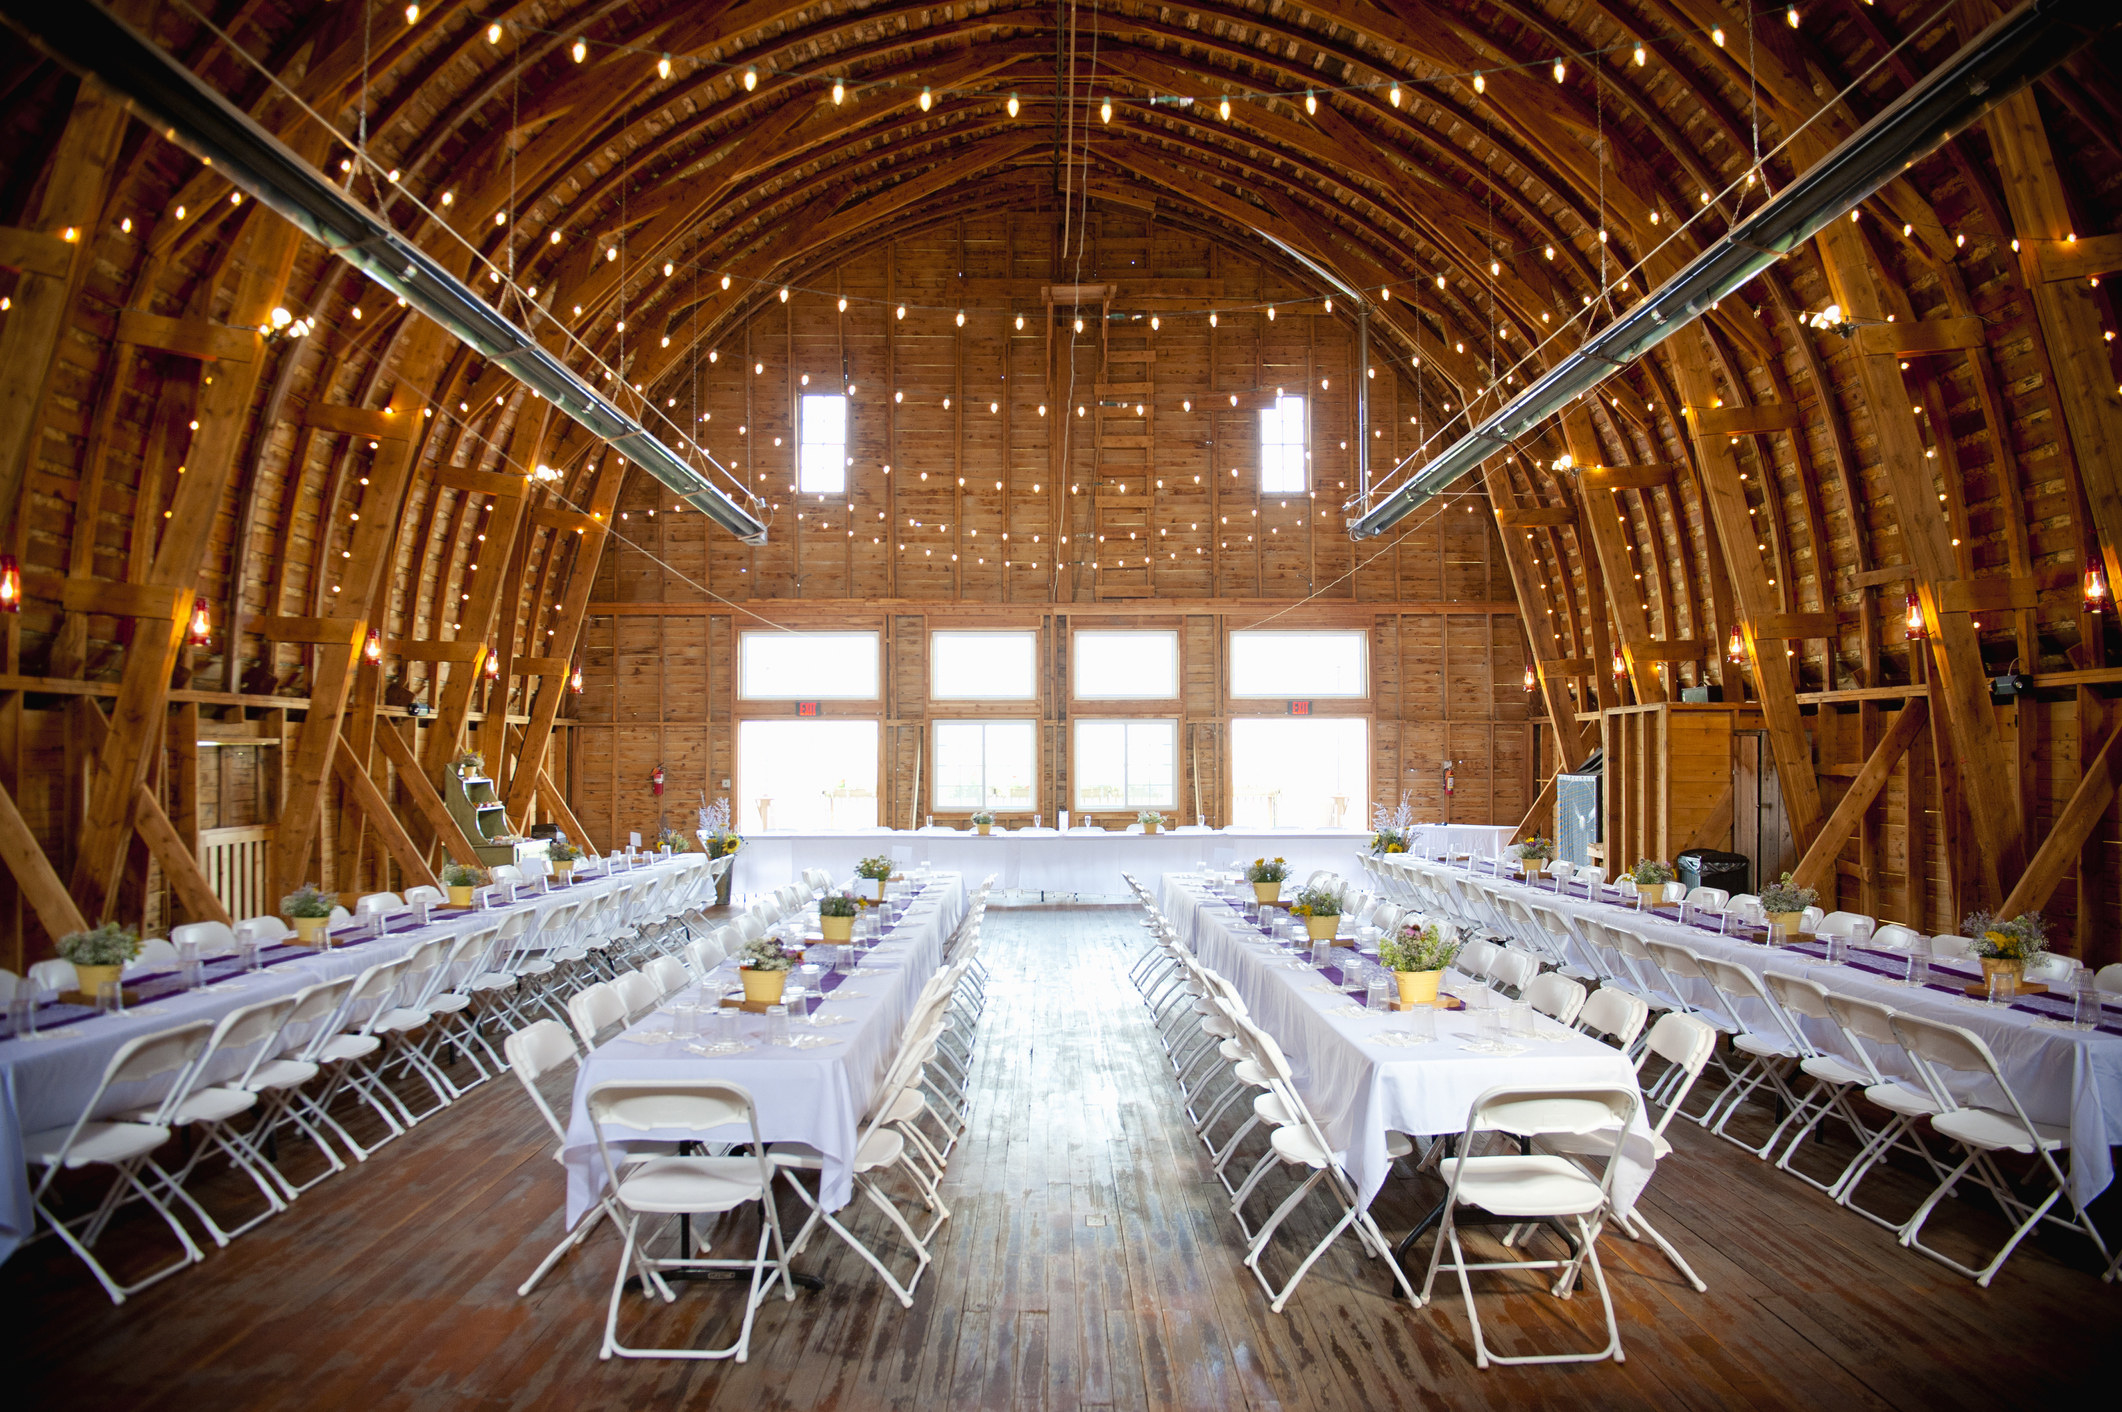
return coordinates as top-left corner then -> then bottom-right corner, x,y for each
1305,913 -> 1340,941
976,823 -> 991,835
820,914 -> 854,942
448,886 -> 476,908
552,859 -> 574,879
871,878 -> 887,901
72,963 -> 124,997
1614,878 -> 1638,899
1143,820 -> 1160,834
1979,957 -> 2024,995
1252,881 -> 1282,903
1521,860 -> 1545,880
741,968 -> 788,1005
1395,969 -> 1445,1007
1766,911 -> 1804,936
292,915 -> 331,945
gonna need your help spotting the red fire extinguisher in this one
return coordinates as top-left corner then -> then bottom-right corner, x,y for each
1443,762 -> 1456,797
650,764 -> 665,797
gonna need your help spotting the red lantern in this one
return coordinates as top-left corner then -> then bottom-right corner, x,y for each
569,662 -> 585,694
1611,644 -> 1627,679
1522,663 -> 1536,692
363,627 -> 383,665
1727,623 -> 1746,665
650,764 -> 665,797
1904,590 -> 1927,640
0,554 -> 19,613
2087,561 -> 2109,614
484,649 -> 500,680
187,596 -> 212,647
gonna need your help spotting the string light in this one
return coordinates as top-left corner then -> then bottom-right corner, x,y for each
1007,92 -> 1019,117
656,53 -> 671,81
744,66 -> 759,91
1101,97 -> 1113,124
1787,6 -> 1801,27
0,554 -> 19,613
1305,90 -> 1317,115
1472,74 -> 1484,95
487,22 -> 501,43
1552,59 -> 1566,83
1633,43 -> 1646,65
404,3 -> 418,22
1219,95 -> 1231,120
918,86 -> 931,111
833,79 -> 846,105
571,37 -> 586,63
1388,80 -> 1400,107
1712,27 -> 1726,46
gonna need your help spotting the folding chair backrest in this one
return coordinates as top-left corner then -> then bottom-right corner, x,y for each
172,920 -> 238,955
1871,923 -> 1924,949
233,916 -> 288,947
1762,971 -> 1834,1023
100,1020 -> 217,1126
589,1079 -> 756,1135
1469,1084 -> 1638,1143
568,982 -> 628,1050
1817,911 -> 1876,941
405,884 -> 445,908
356,892 -> 404,916
1576,986 -> 1648,1049
1683,886 -> 1729,910
612,970 -> 661,1022
1638,1014 -> 1717,1134
645,955 -> 690,998
686,936 -> 726,975
1524,970 -> 1585,1025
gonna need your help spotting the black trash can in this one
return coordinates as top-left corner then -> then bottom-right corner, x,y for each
1676,849 -> 1749,898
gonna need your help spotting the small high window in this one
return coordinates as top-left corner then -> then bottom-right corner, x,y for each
798,393 -> 848,494
1259,395 -> 1306,493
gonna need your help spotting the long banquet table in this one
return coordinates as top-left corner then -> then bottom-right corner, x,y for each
562,871 -> 967,1218
1158,873 -> 1657,1217
1424,856 -> 2122,1210
0,854 -> 703,1263
735,824 -> 1514,899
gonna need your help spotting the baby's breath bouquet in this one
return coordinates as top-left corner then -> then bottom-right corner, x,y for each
736,935 -> 794,972
1370,796 -> 1415,854
1630,859 -> 1674,886
1963,910 -> 2048,961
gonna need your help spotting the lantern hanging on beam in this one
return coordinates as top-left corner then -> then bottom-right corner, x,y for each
1522,663 -> 1536,692
1904,590 -> 1927,640
569,662 -> 585,694
1727,623 -> 1746,666
187,596 -> 212,646
363,627 -> 383,664
2087,561 -> 2108,614
1611,645 -> 1627,679
484,649 -> 501,680
0,554 -> 19,613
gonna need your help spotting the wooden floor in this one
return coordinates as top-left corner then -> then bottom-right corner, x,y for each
10,903 -> 2119,1408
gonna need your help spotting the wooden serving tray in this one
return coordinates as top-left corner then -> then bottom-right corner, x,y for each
1388,994 -> 1466,1013
717,996 -> 779,1014
61,986 -> 141,1007
1963,980 -> 2048,997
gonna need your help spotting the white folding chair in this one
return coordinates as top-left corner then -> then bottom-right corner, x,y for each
1523,971 -> 1586,1026
506,1019 -> 635,1296
586,1080 -> 796,1360
568,981 -> 630,1051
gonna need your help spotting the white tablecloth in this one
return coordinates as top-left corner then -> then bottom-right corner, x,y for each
1441,861 -> 2122,1210
0,855 -> 700,1262
734,826 -> 1512,900
562,873 -> 965,1218
1159,875 -> 1654,1216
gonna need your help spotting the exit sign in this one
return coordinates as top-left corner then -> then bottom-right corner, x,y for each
1288,700 -> 1312,716
796,701 -> 820,717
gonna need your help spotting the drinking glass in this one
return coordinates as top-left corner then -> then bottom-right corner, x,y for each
175,937 -> 199,969
1825,934 -> 1847,967
1508,1001 -> 1537,1038
178,959 -> 205,992
1987,968 -> 2014,1006
9,990 -> 38,1038
413,899 -> 432,927
1366,976 -> 1391,1012
1764,921 -> 1787,948
2074,975 -> 2101,1032
1476,1008 -> 1502,1046
1405,1004 -> 1436,1041
1905,949 -> 1929,988
96,979 -> 124,1014
763,1003 -> 790,1047
784,976 -> 808,1018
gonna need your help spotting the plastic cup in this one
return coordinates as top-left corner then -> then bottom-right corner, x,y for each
97,979 -> 124,1014
764,1004 -> 790,1047
1406,1004 -> 1436,1040
9,991 -> 37,1037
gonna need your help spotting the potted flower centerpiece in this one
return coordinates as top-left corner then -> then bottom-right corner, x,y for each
1517,835 -> 1554,880
736,933 -> 793,1005
547,838 -> 583,879
855,854 -> 894,901
655,826 -> 690,855
440,862 -> 486,908
57,921 -> 140,997
971,811 -> 995,836
1759,873 -> 1818,935
1964,910 -> 2047,995
818,890 -> 860,942
1247,856 -> 1291,904
1138,810 -> 1166,835
699,798 -> 742,905
282,884 -> 338,944
1380,920 -> 1462,1008
1370,796 -> 1415,854
450,749 -> 485,780
1620,858 -> 1673,900
1290,883 -> 1344,942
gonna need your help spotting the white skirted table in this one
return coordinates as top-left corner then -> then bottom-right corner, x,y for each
734,824 -> 1514,900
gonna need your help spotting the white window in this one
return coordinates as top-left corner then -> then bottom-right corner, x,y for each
1259,394 -> 1306,493
1074,719 -> 1178,812
737,720 -> 878,831
932,720 -> 1037,813
1074,630 -> 1179,699
1229,718 -> 1366,830
1227,630 -> 1368,698
739,630 -> 878,699
931,631 -> 1037,699
798,393 -> 848,494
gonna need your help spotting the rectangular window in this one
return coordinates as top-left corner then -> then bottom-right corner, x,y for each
798,393 -> 848,494
1259,395 -> 1307,493
1229,718 -> 1366,830
739,631 -> 879,699
737,720 -> 878,831
1074,719 -> 1178,811
931,631 -> 1037,699
1073,630 -> 1179,699
932,719 -> 1037,813
1227,630 -> 1368,698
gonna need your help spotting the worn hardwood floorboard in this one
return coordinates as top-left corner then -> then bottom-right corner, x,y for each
9,901 -> 2118,1408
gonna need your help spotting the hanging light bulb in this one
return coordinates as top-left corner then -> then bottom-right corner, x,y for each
955,309 -> 966,327
1787,5 -> 1801,28
487,22 -> 502,44
778,286 -> 789,302
1727,624 -> 1746,665
1472,73 -> 1484,95
1100,96 -> 1112,124
571,37 -> 586,63
1904,591 -> 1927,639
1388,80 -> 1401,107
1712,27 -> 1726,47
1209,312 -> 1218,327
1007,92 -> 1020,118
2087,560 -> 2109,613
1150,316 -> 1160,330
1266,306 -> 1276,321
1633,42 -> 1646,66
1523,663 -> 1537,692
0,553 -> 19,613
1323,297 -> 1333,314
1015,313 -> 1025,330
832,79 -> 846,105
569,663 -> 586,694
657,53 -> 671,81
918,86 -> 932,112
1305,90 -> 1317,115
404,3 -> 419,22
744,66 -> 759,91
1611,645 -> 1627,679
1553,59 -> 1566,82
187,597 -> 212,647
363,628 -> 383,665
485,650 -> 501,681
1219,95 -> 1231,120
721,274 -> 732,290
838,296 -> 848,312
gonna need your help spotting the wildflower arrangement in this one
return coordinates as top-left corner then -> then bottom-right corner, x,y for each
1289,883 -> 1343,918
736,935 -> 794,972
1516,835 -> 1554,862
818,892 -> 861,918
1630,859 -> 1674,885
1370,797 -> 1415,854
655,826 -> 691,852
1246,857 -> 1291,884
547,839 -> 583,862
1962,910 -> 2048,961
855,856 -> 895,881
281,884 -> 338,918
1379,921 -> 1461,974
56,922 -> 141,968
1137,811 -> 1166,827
440,862 -> 487,888
698,797 -> 743,856
1759,873 -> 1819,913
971,811 -> 995,826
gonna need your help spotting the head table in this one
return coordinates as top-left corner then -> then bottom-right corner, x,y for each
0,854 -> 700,1265
1157,873 -> 1658,1218
1440,856 -> 2122,1211
562,871 -> 966,1220
735,825 -> 1513,900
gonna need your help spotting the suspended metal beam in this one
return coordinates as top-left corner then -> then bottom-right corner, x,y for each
1348,0 -> 2114,540
3,0 -> 769,544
